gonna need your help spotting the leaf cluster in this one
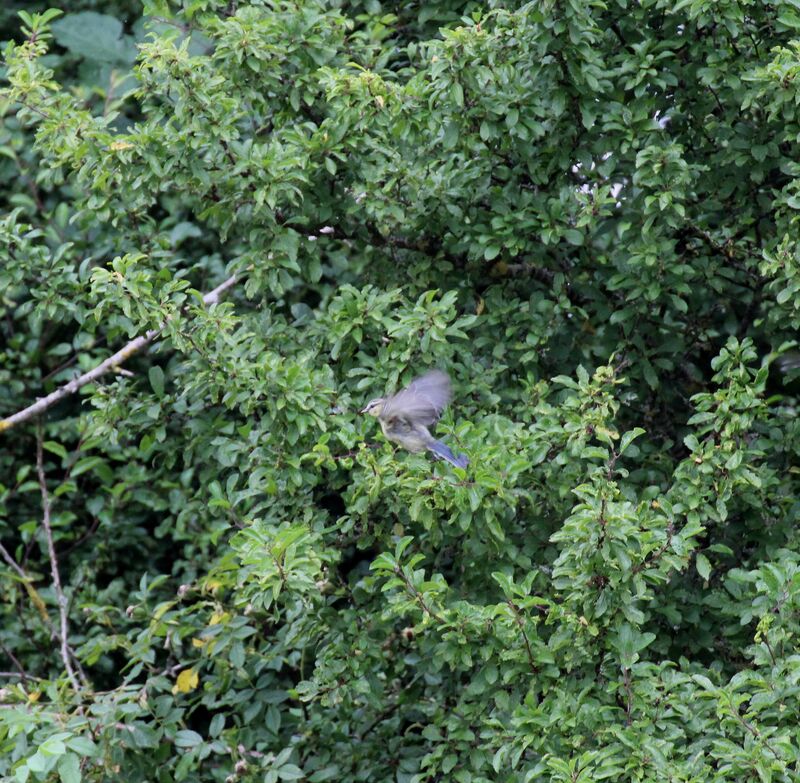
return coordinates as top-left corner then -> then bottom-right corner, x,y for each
1,1 -> 800,782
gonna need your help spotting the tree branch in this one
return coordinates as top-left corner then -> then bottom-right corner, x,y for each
36,426 -> 85,690
0,541 -> 53,627
0,542 -> 28,582
0,274 -> 239,434
0,640 -> 29,683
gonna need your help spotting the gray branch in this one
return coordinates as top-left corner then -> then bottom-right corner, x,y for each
36,428 -> 83,690
0,274 -> 239,434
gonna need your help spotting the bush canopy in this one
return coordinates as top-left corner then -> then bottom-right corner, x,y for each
1,0 -> 800,781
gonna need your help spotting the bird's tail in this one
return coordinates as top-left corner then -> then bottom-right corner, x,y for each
428,439 -> 469,468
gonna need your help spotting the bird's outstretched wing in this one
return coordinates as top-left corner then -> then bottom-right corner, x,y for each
380,370 -> 452,428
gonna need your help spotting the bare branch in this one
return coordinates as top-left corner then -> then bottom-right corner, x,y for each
0,274 -> 239,434
0,542 -> 28,582
0,640 -> 29,683
36,427 -> 84,690
0,541 -> 54,627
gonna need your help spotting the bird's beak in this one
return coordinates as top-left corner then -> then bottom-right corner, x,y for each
359,406 -> 369,414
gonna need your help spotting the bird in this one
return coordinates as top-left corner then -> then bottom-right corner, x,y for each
360,369 -> 469,468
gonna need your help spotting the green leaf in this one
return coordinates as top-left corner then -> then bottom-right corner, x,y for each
278,764 -> 305,780
619,428 -> 645,455
174,730 -> 203,749
442,121 -> 459,149
26,753 -> 46,774
209,714 -> 225,738
43,441 -> 68,460
777,10 -> 800,28
149,365 -> 165,399
65,737 -> 96,757
70,456 -> 105,478
40,737 -> 66,756
51,12 -> 135,63
57,754 -> 81,783
696,553 -> 711,581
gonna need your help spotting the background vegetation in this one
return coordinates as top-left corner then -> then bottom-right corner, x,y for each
2,0 -> 800,780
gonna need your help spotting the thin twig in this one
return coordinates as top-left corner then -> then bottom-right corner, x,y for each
395,566 -> 447,624
355,672 -> 422,741
36,427 -> 83,690
507,600 -> 538,675
0,640 -> 29,683
726,695 -> 780,759
632,522 -> 675,575
0,274 -> 239,433
0,542 -> 28,581
622,666 -> 633,726
56,516 -> 101,558
0,541 -> 53,627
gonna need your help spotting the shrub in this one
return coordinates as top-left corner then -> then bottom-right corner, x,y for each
1,2 -> 800,781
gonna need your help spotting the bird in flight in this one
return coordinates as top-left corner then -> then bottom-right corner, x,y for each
361,370 -> 469,469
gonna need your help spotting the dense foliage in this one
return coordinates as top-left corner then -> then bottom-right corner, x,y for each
2,0 -> 800,780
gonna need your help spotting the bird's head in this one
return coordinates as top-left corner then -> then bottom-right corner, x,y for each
360,397 -> 385,417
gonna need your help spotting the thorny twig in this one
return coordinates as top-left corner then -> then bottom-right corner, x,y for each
36,426 -> 85,690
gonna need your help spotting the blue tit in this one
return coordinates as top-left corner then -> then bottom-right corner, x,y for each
361,369 -> 469,468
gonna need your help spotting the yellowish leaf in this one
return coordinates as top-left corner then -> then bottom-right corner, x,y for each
172,667 -> 199,694
153,601 -> 175,621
